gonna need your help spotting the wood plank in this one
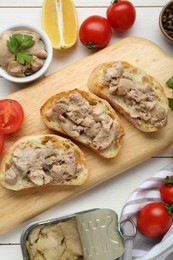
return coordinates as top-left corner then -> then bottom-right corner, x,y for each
0,37 -> 173,234
0,0 -> 168,7
0,157 -> 172,259
0,245 -> 22,260
0,7 -> 173,61
0,157 -> 172,244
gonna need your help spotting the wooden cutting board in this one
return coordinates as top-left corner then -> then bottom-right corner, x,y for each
0,37 -> 173,234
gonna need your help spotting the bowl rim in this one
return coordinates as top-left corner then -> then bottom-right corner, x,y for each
0,23 -> 53,83
159,0 -> 173,42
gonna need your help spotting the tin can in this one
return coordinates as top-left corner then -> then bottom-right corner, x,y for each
20,208 -> 135,260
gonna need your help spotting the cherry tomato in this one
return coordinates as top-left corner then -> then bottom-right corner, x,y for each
160,175 -> 173,205
106,0 -> 136,32
0,134 -> 4,155
137,202 -> 172,237
0,99 -> 24,134
79,15 -> 112,50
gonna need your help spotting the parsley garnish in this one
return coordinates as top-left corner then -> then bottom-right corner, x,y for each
6,34 -> 35,65
166,76 -> 173,89
168,98 -> 173,109
166,76 -> 173,109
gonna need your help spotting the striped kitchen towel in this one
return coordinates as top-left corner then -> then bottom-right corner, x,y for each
119,162 -> 173,260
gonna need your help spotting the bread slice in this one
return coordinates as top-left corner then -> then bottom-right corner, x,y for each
40,89 -> 124,158
0,134 -> 88,191
88,61 -> 169,132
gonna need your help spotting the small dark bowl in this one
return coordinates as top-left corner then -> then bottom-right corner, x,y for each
159,1 -> 173,43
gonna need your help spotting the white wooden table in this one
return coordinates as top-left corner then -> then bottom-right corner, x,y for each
0,1 -> 173,259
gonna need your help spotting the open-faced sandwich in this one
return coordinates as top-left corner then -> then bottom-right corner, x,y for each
88,61 -> 169,132
0,134 -> 88,191
40,89 -> 124,158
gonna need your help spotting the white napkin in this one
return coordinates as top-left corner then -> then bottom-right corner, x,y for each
119,163 -> 173,260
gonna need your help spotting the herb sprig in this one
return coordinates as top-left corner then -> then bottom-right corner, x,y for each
166,76 -> 173,109
6,34 -> 35,65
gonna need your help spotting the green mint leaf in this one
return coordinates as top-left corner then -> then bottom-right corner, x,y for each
166,76 -> 173,89
16,50 -> 33,64
168,97 -> 173,109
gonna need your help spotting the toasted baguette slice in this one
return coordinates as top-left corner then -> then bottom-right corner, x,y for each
88,61 -> 169,132
40,89 -> 124,158
0,134 -> 88,191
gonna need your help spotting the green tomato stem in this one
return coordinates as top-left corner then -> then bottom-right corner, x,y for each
164,176 -> 173,186
111,0 -> 120,4
165,204 -> 173,216
86,42 -> 98,51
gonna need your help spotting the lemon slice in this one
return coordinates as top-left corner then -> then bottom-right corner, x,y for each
42,0 -> 78,49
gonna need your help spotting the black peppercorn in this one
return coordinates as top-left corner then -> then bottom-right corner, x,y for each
162,2 -> 173,38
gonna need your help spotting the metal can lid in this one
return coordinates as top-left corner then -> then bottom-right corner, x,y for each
75,208 -> 125,260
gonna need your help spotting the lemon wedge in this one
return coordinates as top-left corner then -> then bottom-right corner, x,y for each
42,0 -> 78,49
